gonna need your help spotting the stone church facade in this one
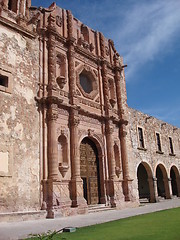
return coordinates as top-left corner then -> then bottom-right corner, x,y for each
0,1 -> 179,221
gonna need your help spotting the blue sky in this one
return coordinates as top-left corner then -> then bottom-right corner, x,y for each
32,0 -> 180,127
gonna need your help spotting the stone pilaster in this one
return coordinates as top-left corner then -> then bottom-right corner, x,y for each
167,178 -> 172,199
19,0 -> 25,15
148,177 -> 157,202
99,33 -> 110,116
46,179 -> 54,218
67,10 -> 76,105
47,14 -> 57,96
25,0 -> 31,18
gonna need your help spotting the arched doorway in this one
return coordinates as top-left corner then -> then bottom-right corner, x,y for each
156,164 -> 170,199
80,137 -> 101,205
170,166 -> 180,197
137,162 -> 155,202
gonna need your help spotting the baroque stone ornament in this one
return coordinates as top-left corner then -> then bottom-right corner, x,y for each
56,16 -> 62,27
59,163 -> 69,177
2,0 -> 179,222
56,76 -> 67,89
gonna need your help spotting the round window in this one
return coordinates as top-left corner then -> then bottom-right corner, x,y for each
79,73 -> 93,94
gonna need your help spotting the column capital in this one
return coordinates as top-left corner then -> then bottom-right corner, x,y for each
46,111 -> 58,121
70,117 -> 80,127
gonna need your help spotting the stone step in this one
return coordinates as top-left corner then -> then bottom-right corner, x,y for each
158,196 -> 166,202
139,198 -> 149,203
88,204 -> 114,213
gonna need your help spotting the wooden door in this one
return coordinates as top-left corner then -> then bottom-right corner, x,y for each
80,138 -> 100,205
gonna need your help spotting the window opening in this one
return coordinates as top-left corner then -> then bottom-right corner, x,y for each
169,137 -> 174,154
138,127 -> 144,148
0,75 -> 8,87
156,133 -> 162,152
79,73 -> 93,94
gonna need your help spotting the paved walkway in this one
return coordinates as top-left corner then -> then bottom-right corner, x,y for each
0,199 -> 180,240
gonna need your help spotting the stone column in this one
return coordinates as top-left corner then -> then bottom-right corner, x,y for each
119,124 -> 130,201
105,121 -> 116,207
69,109 -> 86,208
152,177 -> 159,202
47,104 -> 59,180
46,179 -> 54,218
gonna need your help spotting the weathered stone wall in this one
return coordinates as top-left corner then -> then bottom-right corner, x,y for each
0,24 -> 40,213
128,107 -> 180,198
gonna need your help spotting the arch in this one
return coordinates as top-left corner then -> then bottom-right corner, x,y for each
170,166 -> 180,197
156,164 -> 170,199
79,137 -> 105,205
137,162 -> 155,203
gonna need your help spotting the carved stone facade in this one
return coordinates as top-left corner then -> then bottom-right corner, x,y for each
0,1 -> 180,221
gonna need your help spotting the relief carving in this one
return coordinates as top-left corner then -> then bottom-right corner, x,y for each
56,16 -> 62,27
78,97 -> 101,109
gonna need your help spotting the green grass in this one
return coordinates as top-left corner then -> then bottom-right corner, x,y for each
28,207 -> 180,240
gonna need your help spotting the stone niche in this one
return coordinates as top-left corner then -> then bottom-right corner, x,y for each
56,53 -> 67,89
58,132 -> 69,177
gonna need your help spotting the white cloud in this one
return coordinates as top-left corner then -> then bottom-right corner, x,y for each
139,105 -> 180,127
111,0 -> 180,81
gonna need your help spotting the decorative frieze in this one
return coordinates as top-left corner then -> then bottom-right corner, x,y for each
78,97 -> 101,109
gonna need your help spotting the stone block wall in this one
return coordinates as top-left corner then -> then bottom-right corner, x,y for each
128,107 -> 180,199
0,23 -> 40,213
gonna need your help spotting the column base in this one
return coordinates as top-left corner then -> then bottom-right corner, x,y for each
70,179 -> 87,209
122,178 -> 134,201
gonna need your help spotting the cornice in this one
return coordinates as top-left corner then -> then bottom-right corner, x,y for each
0,16 -> 36,39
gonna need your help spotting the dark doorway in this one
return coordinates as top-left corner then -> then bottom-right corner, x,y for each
156,165 -> 165,198
170,167 -> 178,196
137,163 -> 150,200
80,137 -> 100,205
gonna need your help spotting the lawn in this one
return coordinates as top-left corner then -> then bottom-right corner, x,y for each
28,207 -> 180,240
